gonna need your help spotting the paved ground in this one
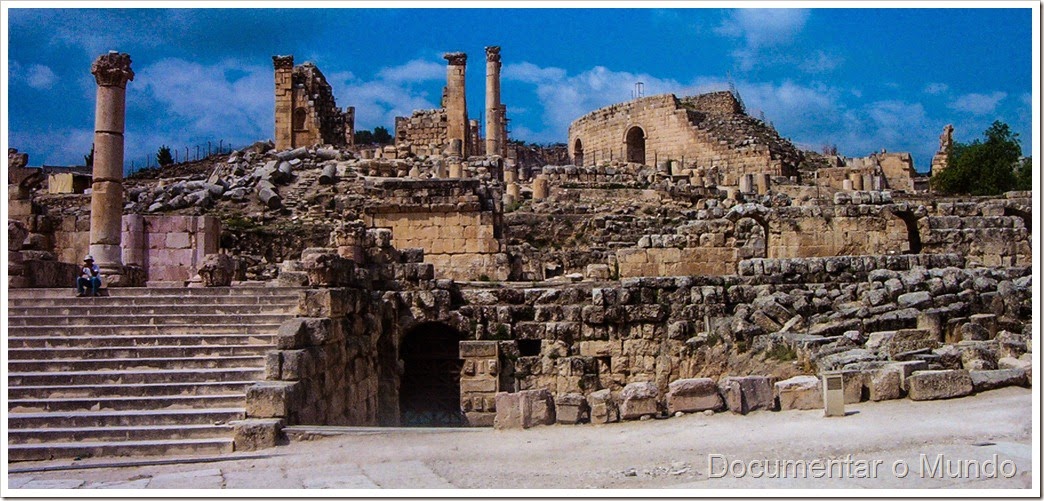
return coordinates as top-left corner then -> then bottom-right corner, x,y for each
6,386 -> 1036,491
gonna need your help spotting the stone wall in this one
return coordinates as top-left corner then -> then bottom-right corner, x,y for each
395,109 -> 449,154
363,178 -> 507,281
273,55 -> 353,150
567,92 -> 802,185
53,215 -> 219,285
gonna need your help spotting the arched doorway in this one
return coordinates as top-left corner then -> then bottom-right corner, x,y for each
399,322 -> 465,427
625,126 -> 646,164
573,138 -> 584,166
892,211 -> 922,254
293,107 -> 308,130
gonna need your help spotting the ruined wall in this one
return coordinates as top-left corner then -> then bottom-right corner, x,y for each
363,179 -> 507,281
53,214 -> 219,285
273,55 -> 353,150
818,152 -> 922,192
395,109 -> 449,154
567,92 -> 802,185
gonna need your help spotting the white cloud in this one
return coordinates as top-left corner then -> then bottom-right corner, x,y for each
800,50 -> 843,73
9,127 -> 94,167
923,82 -> 949,95
503,62 -> 566,84
376,59 -> 445,83
948,91 -> 1007,115
714,9 -> 810,48
26,64 -> 57,90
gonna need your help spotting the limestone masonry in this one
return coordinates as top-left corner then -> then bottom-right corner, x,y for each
6,48 -> 1034,460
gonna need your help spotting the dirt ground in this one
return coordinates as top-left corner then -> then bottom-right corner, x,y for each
6,386 -> 1036,491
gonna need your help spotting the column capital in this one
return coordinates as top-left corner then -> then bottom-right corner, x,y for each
273,55 -> 295,70
91,51 -> 134,87
484,46 -> 501,63
444,52 -> 468,66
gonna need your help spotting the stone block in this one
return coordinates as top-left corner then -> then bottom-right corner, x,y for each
493,389 -> 555,430
245,382 -> 299,418
886,329 -> 940,357
969,369 -> 1027,392
460,340 -> 498,358
555,393 -> 589,424
665,378 -> 723,413
868,368 -> 902,401
775,375 -> 823,410
620,381 -> 660,419
906,370 -> 973,401
165,231 -> 192,249
232,418 -> 284,451
587,389 -> 619,425
298,288 -> 355,318
720,376 -> 776,414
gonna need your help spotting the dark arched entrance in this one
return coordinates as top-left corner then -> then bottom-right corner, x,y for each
573,138 -> 584,166
399,322 -> 465,427
893,211 -> 922,254
625,126 -> 646,164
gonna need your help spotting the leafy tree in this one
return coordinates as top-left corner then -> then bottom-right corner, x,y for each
156,145 -> 174,167
931,121 -> 1023,196
353,126 -> 394,145
84,144 -> 94,167
1014,156 -> 1033,191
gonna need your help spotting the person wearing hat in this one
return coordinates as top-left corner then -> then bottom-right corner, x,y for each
77,255 -> 102,297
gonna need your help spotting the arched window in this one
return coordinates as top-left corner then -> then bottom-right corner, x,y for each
573,138 -> 584,166
292,107 -> 307,131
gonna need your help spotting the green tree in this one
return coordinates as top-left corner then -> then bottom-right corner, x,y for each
354,129 -> 374,144
84,144 -> 94,167
1014,156 -> 1033,191
931,121 -> 1023,196
373,126 -> 393,144
156,145 -> 174,167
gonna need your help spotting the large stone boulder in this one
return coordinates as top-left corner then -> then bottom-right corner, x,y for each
586,389 -> 619,425
554,393 -> 588,424
906,370 -> 973,401
868,367 -> 902,401
493,389 -> 555,430
720,376 -> 776,414
620,381 -> 660,420
774,375 -> 822,410
197,253 -> 234,287
969,369 -> 1028,392
666,378 -> 724,414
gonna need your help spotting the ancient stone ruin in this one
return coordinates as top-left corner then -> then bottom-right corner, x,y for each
6,47 -> 1033,461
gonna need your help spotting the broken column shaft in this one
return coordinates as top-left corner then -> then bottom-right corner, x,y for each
89,51 -> 134,282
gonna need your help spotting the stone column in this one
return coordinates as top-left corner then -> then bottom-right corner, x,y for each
443,52 -> 469,158
272,55 -> 295,150
89,51 -> 134,283
484,46 -> 504,159
533,175 -> 549,200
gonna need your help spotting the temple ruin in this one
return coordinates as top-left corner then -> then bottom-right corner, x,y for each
272,55 -> 355,150
6,48 -> 1034,462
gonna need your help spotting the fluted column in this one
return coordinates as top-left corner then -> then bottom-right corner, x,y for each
89,51 -> 134,281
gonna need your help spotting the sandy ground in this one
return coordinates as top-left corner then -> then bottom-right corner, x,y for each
6,386 -> 1036,491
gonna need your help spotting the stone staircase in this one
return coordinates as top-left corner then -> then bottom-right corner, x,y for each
7,286 -> 301,462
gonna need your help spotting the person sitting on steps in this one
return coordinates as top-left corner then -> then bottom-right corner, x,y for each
76,255 -> 102,297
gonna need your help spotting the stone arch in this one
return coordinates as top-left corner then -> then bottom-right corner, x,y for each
573,137 -> 584,166
398,321 -> 465,427
624,126 -> 646,164
892,210 -> 922,254
292,107 -> 308,130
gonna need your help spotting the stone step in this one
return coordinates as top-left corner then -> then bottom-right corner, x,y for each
8,437 -> 235,462
8,304 -> 296,317
9,355 -> 265,373
7,423 -> 233,445
9,393 -> 246,413
7,344 -> 273,360
9,367 -> 265,386
7,286 -> 304,299
8,324 -> 282,338
9,333 -> 275,349
7,407 -> 245,429
8,381 -> 256,400
7,294 -> 300,308
10,313 -> 293,327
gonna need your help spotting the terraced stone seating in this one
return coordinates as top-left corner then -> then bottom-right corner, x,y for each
7,286 -> 301,462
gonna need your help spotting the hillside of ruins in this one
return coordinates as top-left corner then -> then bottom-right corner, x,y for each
6,46 -> 1033,461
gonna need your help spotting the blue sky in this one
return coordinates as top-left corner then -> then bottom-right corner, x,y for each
5,6 -> 1036,172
